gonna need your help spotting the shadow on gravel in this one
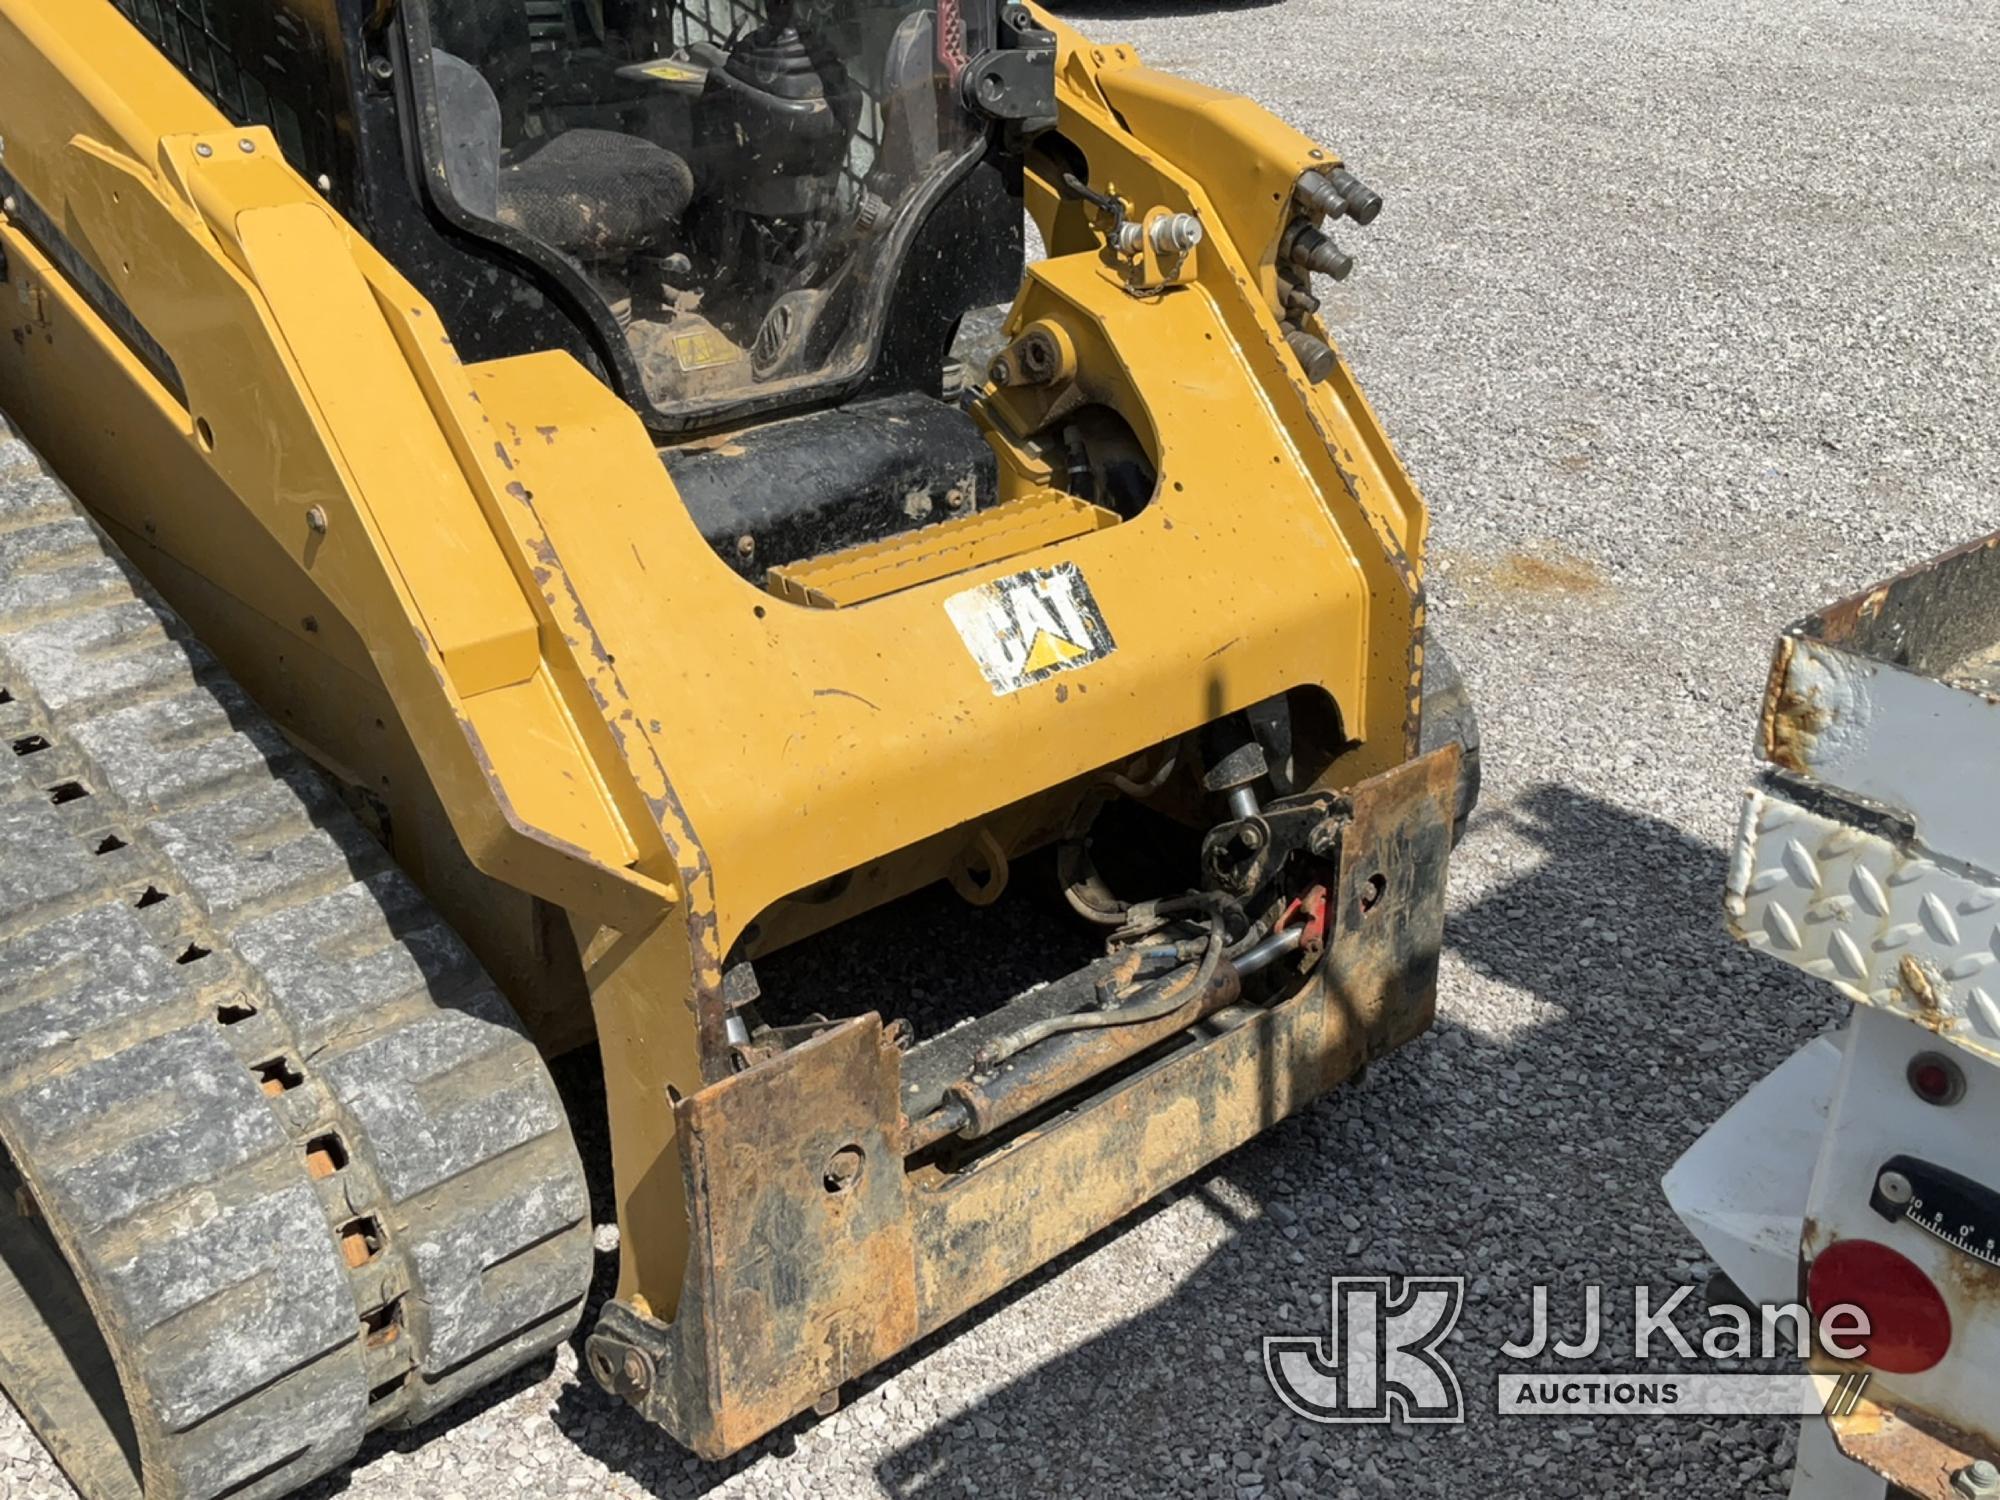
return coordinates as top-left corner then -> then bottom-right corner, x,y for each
534,784 -> 1831,1499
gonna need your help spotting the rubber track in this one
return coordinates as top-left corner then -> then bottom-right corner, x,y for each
0,417 -> 593,1499
1419,627 -> 1481,846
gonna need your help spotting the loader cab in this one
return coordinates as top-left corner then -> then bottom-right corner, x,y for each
414,0 -> 1011,427
107,0 -> 1037,441
108,0 -> 1052,579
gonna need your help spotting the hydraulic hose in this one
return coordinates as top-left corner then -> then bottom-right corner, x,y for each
975,912 -> 1225,1069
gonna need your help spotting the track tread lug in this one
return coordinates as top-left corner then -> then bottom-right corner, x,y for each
233,876 -> 488,1053
106,1180 -> 359,1433
66,687 -> 294,816
320,1010 -> 557,1203
8,1025 -> 287,1231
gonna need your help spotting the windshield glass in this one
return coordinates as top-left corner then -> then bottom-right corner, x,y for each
421,0 -> 986,421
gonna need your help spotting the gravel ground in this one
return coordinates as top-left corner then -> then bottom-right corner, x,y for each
5,1 -> 2000,1497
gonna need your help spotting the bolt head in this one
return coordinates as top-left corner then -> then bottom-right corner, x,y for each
238,138 -> 256,154
1878,1169 -> 1913,1206
194,143 -> 214,159
734,533 -> 756,559
1952,1460 -> 2000,1498
306,505 -> 328,535
622,1348 -> 649,1389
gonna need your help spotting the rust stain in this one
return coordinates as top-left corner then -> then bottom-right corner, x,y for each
1486,549 -> 1607,596
339,1226 -> 377,1268
1757,636 -> 1813,773
1436,546 -> 1608,600
1897,954 -> 1945,1015
1765,686 -> 1828,774
587,751 -> 1458,1460
1760,638 -> 1830,777
1939,1233 -> 2000,1307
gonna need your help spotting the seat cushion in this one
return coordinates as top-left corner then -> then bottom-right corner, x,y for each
498,129 -> 695,259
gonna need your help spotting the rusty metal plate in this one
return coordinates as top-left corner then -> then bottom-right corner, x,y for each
665,1015 -> 915,1456
1831,1395 -> 1999,1500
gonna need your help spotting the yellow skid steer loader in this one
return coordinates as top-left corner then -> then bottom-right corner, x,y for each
0,0 -> 1474,1494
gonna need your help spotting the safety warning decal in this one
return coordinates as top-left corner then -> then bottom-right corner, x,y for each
945,563 -> 1116,695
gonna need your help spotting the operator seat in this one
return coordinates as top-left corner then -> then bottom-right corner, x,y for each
499,130 -> 695,259
431,48 -> 694,263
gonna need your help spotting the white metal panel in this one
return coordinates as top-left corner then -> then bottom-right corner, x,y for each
1788,1415 -> 1887,1500
1664,1034 -> 1843,1308
1804,1005 -> 2000,1463
1775,639 -> 2000,875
